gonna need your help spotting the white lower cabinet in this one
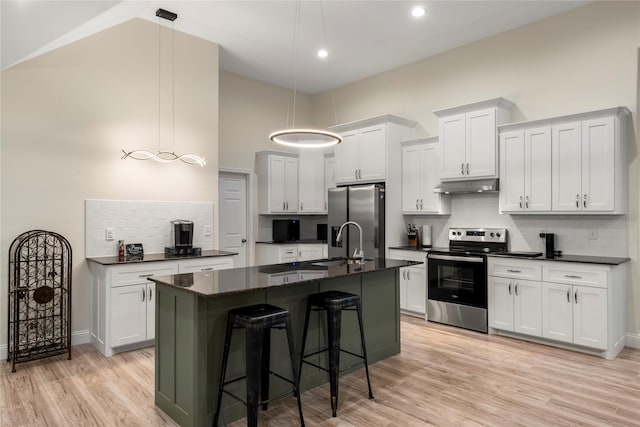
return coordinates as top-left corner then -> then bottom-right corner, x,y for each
542,282 -> 607,350
389,249 -> 427,317
89,256 -> 234,357
488,276 -> 541,336
488,257 -> 625,359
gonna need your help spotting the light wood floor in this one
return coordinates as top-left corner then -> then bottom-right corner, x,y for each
3,316 -> 640,426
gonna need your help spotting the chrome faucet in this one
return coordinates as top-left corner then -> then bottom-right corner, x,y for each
336,221 -> 364,263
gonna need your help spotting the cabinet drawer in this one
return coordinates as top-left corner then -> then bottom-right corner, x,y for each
543,264 -> 608,288
488,258 -> 542,281
389,249 -> 427,265
278,245 -> 298,257
111,263 -> 177,287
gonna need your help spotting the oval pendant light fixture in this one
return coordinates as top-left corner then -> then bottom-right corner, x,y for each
269,1 -> 342,149
122,8 -> 206,166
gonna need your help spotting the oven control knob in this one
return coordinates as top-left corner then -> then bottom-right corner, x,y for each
496,233 -> 501,238
457,231 -> 461,236
490,232 -> 495,237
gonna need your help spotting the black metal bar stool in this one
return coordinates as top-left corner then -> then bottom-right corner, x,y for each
298,290 -> 373,417
213,303 -> 305,427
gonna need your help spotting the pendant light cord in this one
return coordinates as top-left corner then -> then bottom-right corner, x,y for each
286,1 -> 301,130
319,1 -> 339,126
171,19 -> 175,153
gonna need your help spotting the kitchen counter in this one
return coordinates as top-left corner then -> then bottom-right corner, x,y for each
149,258 -> 415,297
86,249 -> 236,265
389,245 -> 629,265
488,253 -> 630,265
150,257 -> 408,426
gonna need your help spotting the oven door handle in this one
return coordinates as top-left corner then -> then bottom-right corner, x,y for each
428,254 -> 484,263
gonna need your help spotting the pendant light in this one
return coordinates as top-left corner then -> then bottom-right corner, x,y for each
122,8 -> 206,166
269,1 -> 342,149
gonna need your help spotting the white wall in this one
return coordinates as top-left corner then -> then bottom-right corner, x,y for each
0,19 -> 219,347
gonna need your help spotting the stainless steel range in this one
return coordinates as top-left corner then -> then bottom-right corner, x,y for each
426,228 -> 508,333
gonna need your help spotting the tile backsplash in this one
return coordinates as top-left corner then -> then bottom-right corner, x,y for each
406,193 -> 628,257
85,199 -> 214,258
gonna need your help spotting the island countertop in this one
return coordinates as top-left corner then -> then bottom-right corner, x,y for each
148,257 -> 417,298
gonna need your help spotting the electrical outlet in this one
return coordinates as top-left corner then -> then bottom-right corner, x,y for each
588,229 -> 598,240
105,228 -> 115,241
204,225 -> 212,237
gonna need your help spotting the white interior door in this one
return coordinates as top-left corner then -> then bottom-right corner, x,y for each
219,172 -> 248,267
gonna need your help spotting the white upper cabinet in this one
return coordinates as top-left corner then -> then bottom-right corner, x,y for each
324,154 -> 336,213
401,137 -> 450,215
434,98 -> 513,181
499,107 -> 628,215
298,151 -> 325,214
500,126 -> 552,213
257,152 -> 299,214
331,115 -> 416,185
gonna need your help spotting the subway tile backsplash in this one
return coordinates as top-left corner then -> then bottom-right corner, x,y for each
405,194 -> 628,257
85,199 -> 214,258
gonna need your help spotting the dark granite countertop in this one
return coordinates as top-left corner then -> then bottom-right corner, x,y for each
256,239 -> 328,244
149,258 -> 416,298
488,253 -> 630,265
87,249 -> 237,266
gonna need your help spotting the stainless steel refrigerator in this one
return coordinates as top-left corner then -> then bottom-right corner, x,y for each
328,183 -> 385,259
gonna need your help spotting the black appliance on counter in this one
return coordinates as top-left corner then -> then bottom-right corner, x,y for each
165,219 -> 201,256
273,219 -> 300,242
317,224 -> 328,242
427,228 -> 508,333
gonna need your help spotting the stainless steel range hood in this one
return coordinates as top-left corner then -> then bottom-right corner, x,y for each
433,178 -> 499,194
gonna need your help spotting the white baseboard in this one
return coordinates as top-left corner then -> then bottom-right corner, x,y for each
0,329 -> 91,360
625,332 -> 640,349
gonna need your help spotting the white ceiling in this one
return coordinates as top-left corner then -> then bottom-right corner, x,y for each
1,1 -> 589,94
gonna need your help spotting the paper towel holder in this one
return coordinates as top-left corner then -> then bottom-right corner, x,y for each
421,225 -> 432,248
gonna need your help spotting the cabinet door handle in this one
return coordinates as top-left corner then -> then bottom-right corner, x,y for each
283,201 -> 285,210
466,163 -> 470,175
564,274 -> 582,279
325,202 -> 327,211
299,251 -> 302,258
300,202 -> 303,211
576,194 -> 580,208
402,270 -> 406,280
461,163 -> 465,175
519,196 -> 523,209
407,270 -> 410,280
416,199 -> 419,210
514,282 -> 519,296
142,289 -> 146,302
525,196 -> 529,209
355,169 -> 358,180
139,273 -> 154,278
507,269 -> 522,273
508,281 -> 512,295
420,199 -> 423,210
359,169 -> 362,179
149,288 -> 153,301
566,288 -> 571,303
574,290 -> 579,303
583,194 -> 587,208
202,267 -> 213,271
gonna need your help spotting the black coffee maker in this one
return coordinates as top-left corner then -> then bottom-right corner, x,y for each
165,220 -> 201,256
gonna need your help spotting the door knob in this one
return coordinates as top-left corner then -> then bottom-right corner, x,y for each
241,239 -> 247,243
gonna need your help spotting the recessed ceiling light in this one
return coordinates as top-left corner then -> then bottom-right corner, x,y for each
411,6 -> 426,18
317,49 -> 328,58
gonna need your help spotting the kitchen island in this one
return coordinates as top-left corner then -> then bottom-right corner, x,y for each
149,258 -> 415,427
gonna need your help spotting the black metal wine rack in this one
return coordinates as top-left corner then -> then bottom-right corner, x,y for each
7,230 -> 72,372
